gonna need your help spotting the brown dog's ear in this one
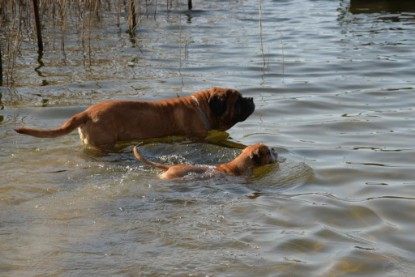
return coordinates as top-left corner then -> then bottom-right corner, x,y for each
208,94 -> 228,116
249,148 -> 262,165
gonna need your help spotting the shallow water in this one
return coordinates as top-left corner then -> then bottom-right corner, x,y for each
1,0 -> 415,276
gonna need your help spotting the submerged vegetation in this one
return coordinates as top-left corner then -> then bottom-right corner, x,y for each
0,0 -> 192,87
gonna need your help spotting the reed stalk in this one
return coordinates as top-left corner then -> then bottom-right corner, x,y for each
0,0 -> 186,86
0,45 -> 3,86
32,0 -> 43,53
128,0 -> 138,36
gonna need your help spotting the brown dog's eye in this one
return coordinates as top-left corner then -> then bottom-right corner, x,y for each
251,153 -> 262,164
208,95 -> 228,116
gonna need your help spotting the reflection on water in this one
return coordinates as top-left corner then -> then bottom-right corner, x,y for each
349,0 -> 415,14
1,0 -> 415,276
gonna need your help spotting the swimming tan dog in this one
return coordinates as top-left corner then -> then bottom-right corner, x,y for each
15,87 -> 255,150
133,144 -> 277,179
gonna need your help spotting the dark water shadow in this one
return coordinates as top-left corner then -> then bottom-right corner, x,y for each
349,0 -> 415,14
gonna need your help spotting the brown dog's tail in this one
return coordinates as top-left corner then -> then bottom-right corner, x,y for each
133,146 -> 171,171
15,112 -> 88,138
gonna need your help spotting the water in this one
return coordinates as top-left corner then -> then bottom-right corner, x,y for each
1,0 -> 415,276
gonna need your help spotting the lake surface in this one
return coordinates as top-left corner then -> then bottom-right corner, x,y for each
1,0 -> 415,276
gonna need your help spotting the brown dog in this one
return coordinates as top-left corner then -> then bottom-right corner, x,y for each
15,87 -> 255,150
133,144 -> 277,179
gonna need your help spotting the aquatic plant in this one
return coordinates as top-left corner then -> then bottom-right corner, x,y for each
0,0 -> 192,87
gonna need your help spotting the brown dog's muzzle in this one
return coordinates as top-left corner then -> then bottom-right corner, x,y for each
238,97 -> 255,122
270,148 -> 278,163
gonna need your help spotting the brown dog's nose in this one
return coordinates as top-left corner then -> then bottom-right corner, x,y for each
270,148 -> 278,163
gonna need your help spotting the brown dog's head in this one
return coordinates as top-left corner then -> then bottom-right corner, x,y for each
245,144 -> 277,166
198,87 -> 255,131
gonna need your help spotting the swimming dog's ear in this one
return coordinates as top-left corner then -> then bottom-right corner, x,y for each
249,148 -> 262,165
208,94 -> 228,116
